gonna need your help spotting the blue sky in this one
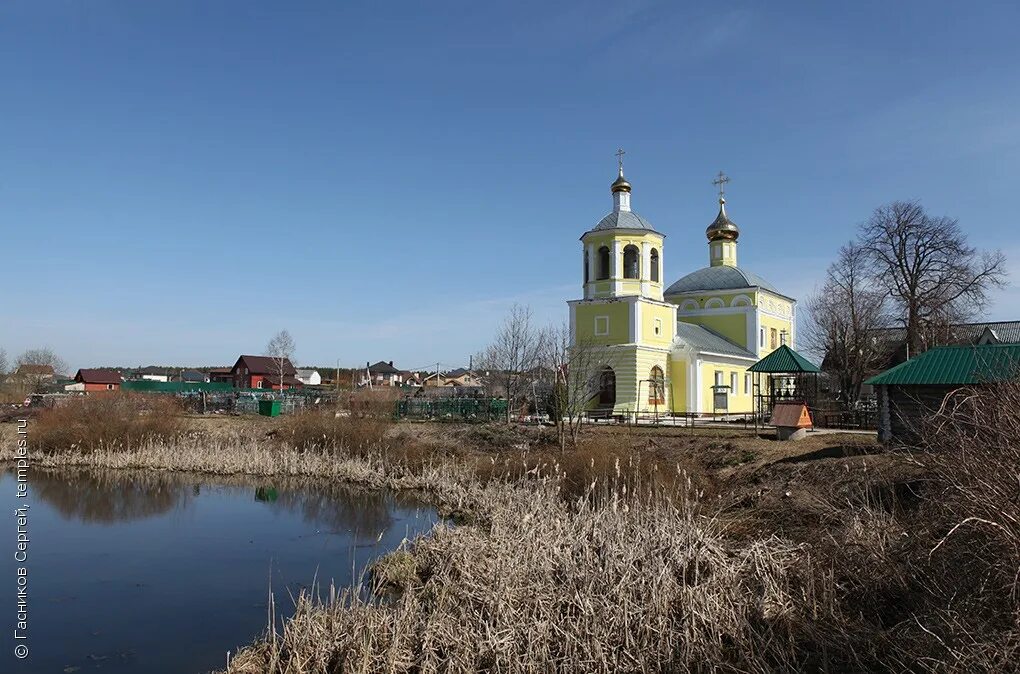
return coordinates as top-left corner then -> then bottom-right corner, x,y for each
3,1 -> 1018,371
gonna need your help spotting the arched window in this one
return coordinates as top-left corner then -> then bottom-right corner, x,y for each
649,366 -> 665,404
705,297 -> 725,309
597,246 -> 610,280
584,250 -> 590,283
598,366 -> 616,406
623,245 -> 640,279
650,248 -> 659,282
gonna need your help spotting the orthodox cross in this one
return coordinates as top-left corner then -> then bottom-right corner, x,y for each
615,148 -> 626,173
712,170 -> 730,199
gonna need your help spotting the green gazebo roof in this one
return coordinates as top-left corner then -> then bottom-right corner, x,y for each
748,345 -> 822,374
865,344 -> 1020,386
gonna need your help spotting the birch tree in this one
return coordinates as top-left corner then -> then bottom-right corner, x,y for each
265,330 -> 296,391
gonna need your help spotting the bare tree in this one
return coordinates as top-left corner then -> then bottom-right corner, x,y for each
15,347 -> 68,393
860,201 -> 1007,356
477,304 -> 543,423
0,348 -> 7,380
804,242 -> 889,404
265,330 -> 296,391
541,324 -> 602,450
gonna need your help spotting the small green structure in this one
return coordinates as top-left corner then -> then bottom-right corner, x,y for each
258,399 -> 282,417
866,344 -> 1020,444
747,345 -> 822,419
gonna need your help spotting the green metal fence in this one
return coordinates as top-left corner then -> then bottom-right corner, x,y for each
395,397 -> 508,421
121,380 -> 234,393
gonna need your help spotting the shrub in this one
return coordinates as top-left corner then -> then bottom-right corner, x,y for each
33,394 -> 184,453
276,407 -> 391,453
892,379 -> 1020,671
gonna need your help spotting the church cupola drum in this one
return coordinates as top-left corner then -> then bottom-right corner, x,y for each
707,171 -> 740,267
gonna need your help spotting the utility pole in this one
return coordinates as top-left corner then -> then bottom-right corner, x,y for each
436,362 -> 441,388
336,358 -> 340,395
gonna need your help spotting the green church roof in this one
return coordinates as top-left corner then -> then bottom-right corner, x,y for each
748,344 -> 821,374
865,344 -> 1020,386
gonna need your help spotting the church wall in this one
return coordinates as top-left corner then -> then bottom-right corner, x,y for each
588,345 -> 671,415
574,301 -> 631,345
668,356 -> 688,412
669,290 -> 754,308
697,359 -> 755,415
682,313 -> 750,351
639,303 -> 677,348
758,313 -> 795,354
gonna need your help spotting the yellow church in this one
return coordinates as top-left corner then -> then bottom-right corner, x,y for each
568,160 -> 796,416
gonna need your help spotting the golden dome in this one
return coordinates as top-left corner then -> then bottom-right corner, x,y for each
610,169 -> 631,193
706,198 -> 740,241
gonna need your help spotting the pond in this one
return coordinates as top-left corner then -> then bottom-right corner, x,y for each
1,468 -> 439,673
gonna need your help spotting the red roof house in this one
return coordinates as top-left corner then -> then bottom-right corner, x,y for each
74,369 -> 123,392
230,355 -> 300,390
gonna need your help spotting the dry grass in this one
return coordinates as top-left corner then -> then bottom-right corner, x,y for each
884,380 -> 1020,672
226,477 -> 851,674
30,394 -> 185,453
275,407 -> 392,453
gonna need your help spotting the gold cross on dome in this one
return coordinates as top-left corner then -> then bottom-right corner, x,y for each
712,170 -> 730,199
615,148 -> 626,173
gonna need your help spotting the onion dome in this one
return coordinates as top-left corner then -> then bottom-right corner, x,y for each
706,197 -> 739,241
610,168 -> 631,193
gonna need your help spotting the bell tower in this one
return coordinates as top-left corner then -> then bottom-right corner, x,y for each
580,150 -> 665,302
568,151 -> 677,415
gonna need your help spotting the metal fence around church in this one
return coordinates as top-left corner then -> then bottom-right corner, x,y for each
395,397 -> 508,421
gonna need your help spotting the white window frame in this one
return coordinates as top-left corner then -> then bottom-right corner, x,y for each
730,372 -> 738,393
594,315 -> 610,337
744,374 -> 751,395
714,370 -> 723,387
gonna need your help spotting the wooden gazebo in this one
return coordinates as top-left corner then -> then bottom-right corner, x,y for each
748,345 -> 821,421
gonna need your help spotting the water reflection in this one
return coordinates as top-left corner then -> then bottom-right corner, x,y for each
28,469 -> 192,523
21,468 -> 421,537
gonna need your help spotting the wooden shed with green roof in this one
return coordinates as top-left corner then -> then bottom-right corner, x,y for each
866,344 -> 1020,444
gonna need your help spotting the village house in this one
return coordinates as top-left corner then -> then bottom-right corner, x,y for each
359,361 -> 404,387
229,355 -> 301,390
72,369 -> 123,392
295,369 -> 322,386
177,369 -> 210,383
399,371 -> 421,387
12,364 -> 56,381
127,366 -> 172,382
208,367 -> 233,384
